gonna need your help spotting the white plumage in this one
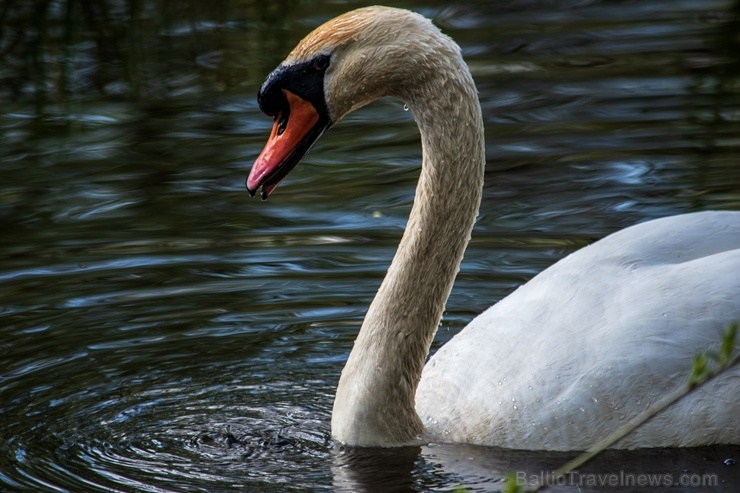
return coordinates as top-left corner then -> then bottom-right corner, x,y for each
418,211 -> 740,449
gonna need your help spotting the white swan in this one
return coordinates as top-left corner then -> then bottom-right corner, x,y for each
246,6 -> 740,450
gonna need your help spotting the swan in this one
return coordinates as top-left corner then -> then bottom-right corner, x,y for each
245,6 -> 740,450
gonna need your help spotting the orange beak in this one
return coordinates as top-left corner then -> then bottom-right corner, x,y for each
246,90 -> 326,200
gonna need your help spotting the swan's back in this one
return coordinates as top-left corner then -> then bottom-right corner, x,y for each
417,211 -> 740,450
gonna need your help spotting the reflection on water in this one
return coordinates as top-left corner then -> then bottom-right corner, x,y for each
1,0 -> 740,492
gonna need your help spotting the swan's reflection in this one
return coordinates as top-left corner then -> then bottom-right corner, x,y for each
332,445 -> 422,493
332,442 -> 740,492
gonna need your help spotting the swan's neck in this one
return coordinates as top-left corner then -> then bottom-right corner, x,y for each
331,52 -> 485,446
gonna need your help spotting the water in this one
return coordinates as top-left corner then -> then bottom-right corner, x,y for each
2,0 -> 740,491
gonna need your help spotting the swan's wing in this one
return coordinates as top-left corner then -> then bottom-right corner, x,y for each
417,211 -> 740,449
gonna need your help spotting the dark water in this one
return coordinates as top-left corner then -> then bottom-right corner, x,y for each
2,0 -> 740,491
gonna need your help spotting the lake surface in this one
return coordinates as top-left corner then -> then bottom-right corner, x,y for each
1,0 -> 739,491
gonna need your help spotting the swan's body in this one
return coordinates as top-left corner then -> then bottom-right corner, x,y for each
419,211 -> 740,449
246,6 -> 740,450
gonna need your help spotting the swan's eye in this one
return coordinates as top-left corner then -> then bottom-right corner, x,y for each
313,55 -> 330,72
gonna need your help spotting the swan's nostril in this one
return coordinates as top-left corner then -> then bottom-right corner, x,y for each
276,111 -> 289,136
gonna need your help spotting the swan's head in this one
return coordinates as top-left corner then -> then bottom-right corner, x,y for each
246,6 -> 454,199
